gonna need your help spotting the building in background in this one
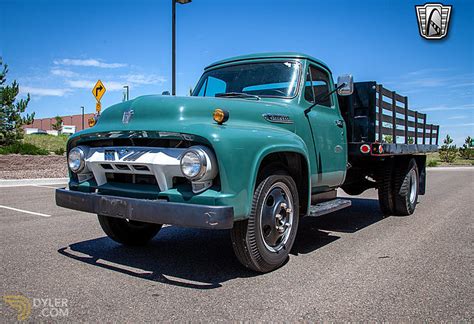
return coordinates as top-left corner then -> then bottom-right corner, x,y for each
24,113 -> 95,135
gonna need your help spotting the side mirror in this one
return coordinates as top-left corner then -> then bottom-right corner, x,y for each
337,75 -> 354,96
162,91 -> 170,96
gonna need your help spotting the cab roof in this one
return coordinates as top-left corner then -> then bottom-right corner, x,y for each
205,52 -> 331,72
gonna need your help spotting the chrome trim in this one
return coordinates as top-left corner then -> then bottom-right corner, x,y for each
68,147 -> 86,173
180,147 -> 208,180
262,113 -> 294,124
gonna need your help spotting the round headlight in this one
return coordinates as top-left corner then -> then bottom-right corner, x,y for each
180,150 -> 206,179
68,147 -> 85,173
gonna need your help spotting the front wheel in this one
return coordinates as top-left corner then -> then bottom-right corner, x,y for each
231,174 -> 299,273
98,215 -> 162,246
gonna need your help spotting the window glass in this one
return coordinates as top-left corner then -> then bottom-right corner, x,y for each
193,62 -> 301,98
204,77 -> 227,97
309,66 -> 333,108
304,71 -> 314,102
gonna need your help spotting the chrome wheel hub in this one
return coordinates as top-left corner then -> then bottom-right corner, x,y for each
409,169 -> 417,204
260,182 -> 294,252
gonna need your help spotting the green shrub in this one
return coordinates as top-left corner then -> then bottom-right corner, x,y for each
439,134 -> 457,163
54,147 -> 65,155
459,136 -> 473,160
0,142 -> 48,155
24,134 -> 68,152
427,160 -> 438,167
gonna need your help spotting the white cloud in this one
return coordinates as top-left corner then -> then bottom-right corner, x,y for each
122,74 -> 166,85
21,86 -> 72,97
54,58 -> 127,68
51,68 -> 78,78
447,115 -> 467,120
420,104 -> 474,112
66,80 -> 124,91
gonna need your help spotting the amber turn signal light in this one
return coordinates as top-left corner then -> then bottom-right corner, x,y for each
88,116 -> 96,127
213,108 -> 229,125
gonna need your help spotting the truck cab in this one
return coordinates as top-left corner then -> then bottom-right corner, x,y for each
56,52 -> 439,272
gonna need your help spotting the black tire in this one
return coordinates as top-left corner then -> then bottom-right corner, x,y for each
377,162 -> 395,216
231,174 -> 299,273
97,215 -> 162,246
393,158 -> 419,216
342,184 -> 366,196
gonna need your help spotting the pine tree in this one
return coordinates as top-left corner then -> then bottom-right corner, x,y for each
459,136 -> 473,160
0,58 -> 35,145
52,116 -> 63,132
439,134 -> 457,163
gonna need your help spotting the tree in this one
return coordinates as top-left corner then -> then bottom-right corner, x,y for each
52,116 -> 63,132
383,135 -> 393,143
438,134 -> 457,163
0,58 -> 34,145
459,136 -> 473,160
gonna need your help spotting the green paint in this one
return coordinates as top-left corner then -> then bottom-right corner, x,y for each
67,53 -> 348,219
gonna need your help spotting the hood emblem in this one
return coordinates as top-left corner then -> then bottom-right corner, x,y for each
263,113 -> 293,124
118,148 -> 129,159
122,109 -> 134,124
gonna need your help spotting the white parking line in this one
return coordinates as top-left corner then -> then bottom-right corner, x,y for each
0,205 -> 51,217
31,184 -> 62,189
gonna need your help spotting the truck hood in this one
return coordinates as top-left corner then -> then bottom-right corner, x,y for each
74,95 -> 296,140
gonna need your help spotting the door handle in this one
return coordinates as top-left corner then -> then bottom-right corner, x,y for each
335,119 -> 344,128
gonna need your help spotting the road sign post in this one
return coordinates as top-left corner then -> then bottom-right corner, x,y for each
89,80 -> 106,127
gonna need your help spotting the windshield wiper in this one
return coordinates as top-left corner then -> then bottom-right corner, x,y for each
215,92 -> 261,100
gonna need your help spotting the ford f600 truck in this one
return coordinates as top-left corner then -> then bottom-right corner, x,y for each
56,53 -> 439,272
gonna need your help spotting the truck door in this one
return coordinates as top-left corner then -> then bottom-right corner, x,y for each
304,64 -> 347,188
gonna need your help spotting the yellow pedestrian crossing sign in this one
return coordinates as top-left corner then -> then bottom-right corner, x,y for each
92,80 -> 106,102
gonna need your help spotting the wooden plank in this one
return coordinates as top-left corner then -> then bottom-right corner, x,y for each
379,100 -> 417,118
380,114 -> 415,128
435,125 -> 440,145
391,91 -> 397,143
404,96 -> 409,144
382,127 -> 406,137
377,84 -> 383,142
422,115 -> 427,144
414,111 -> 418,144
380,87 -> 392,99
381,87 -> 406,104
429,124 -> 433,145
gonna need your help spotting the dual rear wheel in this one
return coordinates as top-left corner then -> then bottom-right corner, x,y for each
378,158 -> 419,216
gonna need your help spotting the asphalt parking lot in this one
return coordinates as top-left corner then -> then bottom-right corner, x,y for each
0,168 -> 473,322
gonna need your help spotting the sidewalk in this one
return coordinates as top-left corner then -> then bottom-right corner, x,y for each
0,178 -> 68,187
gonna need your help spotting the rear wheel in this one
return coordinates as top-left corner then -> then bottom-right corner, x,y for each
98,215 -> 162,246
377,162 -> 395,216
231,174 -> 299,273
393,158 -> 419,216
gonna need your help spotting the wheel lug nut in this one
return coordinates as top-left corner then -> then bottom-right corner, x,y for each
280,203 -> 287,209
277,226 -> 284,233
286,208 -> 292,214
275,214 -> 282,220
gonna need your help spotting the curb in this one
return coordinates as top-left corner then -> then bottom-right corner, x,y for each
427,166 -> 474,171
0,178 -> 68,187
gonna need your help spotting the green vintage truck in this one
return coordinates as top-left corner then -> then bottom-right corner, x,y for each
56,53 -> 439,272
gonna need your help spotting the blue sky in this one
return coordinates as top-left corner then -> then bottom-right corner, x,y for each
1,0 -> 472,144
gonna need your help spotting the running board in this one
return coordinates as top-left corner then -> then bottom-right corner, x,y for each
308,198 -> 352,217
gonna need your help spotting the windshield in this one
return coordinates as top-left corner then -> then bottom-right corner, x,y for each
192,61 -> 301,99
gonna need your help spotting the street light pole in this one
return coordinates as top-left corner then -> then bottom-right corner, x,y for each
123,85 -> 129,101
171,0 -> 191,96
81,106 -> 84,130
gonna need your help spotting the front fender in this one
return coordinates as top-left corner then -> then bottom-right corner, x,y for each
209,124 -> 310,219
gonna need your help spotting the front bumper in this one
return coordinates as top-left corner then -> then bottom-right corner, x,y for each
55,188 -> 234,229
